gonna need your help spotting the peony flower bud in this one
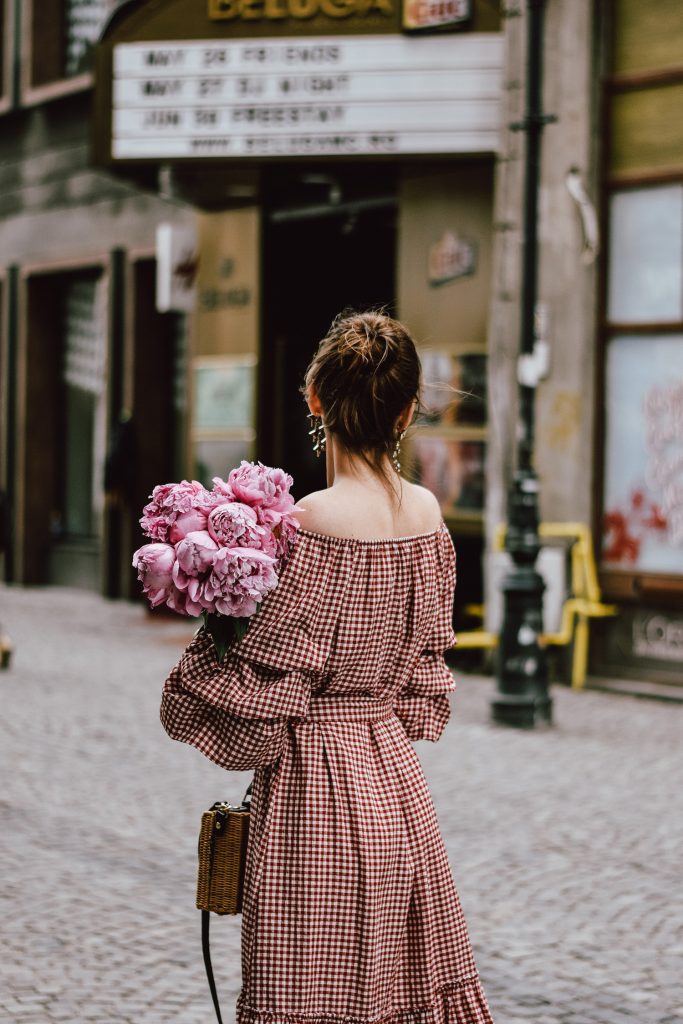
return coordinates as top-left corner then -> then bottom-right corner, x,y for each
132,543 -> 176,607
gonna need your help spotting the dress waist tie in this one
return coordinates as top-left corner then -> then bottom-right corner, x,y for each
304,696 -> 395,724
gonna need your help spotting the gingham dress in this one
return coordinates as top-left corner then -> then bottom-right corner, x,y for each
161,522 -> 494,1024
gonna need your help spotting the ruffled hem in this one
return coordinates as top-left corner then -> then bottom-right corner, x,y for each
236,976 -> 494,1024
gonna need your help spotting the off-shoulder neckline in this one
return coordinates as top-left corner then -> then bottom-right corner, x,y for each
296,521 -> 447,547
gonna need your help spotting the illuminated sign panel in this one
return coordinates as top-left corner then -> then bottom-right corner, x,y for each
111,34 -> 502,159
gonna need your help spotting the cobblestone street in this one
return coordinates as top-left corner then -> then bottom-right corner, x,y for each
1,583 -> 681,1024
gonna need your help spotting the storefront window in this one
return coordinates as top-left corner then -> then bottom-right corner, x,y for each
607,186 -> 683,323
602,182 -> 683,577
61,275 -> 107,539
602,334 -> 683,573
409,350 -> 487,521
29,0 -> 116,89
65,0 -> 113,77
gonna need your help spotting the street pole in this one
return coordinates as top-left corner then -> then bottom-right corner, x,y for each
491,0 -> 556,729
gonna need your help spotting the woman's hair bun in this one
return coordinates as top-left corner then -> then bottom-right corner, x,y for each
303,310 -> 421,468
333,311 -> 399,373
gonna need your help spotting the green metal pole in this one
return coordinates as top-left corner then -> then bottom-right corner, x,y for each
491,0 -> 555,728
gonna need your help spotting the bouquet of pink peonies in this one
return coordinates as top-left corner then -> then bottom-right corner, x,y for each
132,461 -> 300,660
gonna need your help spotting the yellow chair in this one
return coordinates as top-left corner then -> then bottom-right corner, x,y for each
454,523 -> 617,689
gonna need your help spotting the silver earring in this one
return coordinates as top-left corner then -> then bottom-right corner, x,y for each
308,413 -> 326,457
392,430 -> 406,473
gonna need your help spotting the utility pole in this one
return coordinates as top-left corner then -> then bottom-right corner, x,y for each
491,0 -> 556,729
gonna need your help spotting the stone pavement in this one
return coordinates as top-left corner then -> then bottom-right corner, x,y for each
0,583 -> 681,1024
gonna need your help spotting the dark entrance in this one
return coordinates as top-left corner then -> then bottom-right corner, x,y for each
260,170 -> 398,501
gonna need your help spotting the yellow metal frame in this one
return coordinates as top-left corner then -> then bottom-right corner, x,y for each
454,523 -> 617,689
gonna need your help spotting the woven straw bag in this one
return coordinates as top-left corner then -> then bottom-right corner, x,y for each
197,784 -> 252,1024
196,798 -> 250,915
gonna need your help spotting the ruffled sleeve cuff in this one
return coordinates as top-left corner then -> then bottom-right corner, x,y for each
393,654 -> 456,742
160,627 -> 311,771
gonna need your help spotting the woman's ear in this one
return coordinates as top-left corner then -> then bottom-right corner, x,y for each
397,398 -> 417,433
306,383 -> 324,417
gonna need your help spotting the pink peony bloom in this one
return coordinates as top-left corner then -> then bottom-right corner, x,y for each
173,531 -> 219,614
169,507 -> 208,544
228,461 -> 295,512
211,476 -> 235,502
208,502 -> 267,549
175,530 -> 219,577
140,480 -> 214,543
164,584 -> 204,618
132,543 -> 176,608
201,547 -> 278,618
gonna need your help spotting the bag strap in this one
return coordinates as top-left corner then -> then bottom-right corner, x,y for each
202,910 -> 224,1024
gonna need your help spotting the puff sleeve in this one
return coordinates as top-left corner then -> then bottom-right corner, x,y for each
160,541 -> 326,770
393,525 -> 457,743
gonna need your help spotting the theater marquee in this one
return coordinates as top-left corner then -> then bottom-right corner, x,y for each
110,34 -> 502,160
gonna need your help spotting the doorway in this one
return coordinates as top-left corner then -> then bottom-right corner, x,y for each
260,186 -> 398,501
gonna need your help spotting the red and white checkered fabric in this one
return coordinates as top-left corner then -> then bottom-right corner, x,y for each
161,522 -> 494,1024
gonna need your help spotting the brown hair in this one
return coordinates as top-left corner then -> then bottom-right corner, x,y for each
303,310 -> 421,489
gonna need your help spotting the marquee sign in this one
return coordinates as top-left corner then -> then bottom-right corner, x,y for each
207,0 -> 471,32
110,33 -> 502,160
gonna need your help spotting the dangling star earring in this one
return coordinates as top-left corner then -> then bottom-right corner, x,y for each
392,430 -> 406,473
308,413 -> 326,457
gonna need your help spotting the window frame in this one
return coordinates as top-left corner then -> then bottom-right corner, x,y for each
0,0 -> 15,114
20,0 -> 110,107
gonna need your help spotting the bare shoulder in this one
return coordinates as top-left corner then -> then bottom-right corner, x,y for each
401,481 -> 442,530
293,481 -> 442,539
293,489 -> 339,535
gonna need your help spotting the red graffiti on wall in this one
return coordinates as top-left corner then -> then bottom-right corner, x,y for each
602,489 -> 668,565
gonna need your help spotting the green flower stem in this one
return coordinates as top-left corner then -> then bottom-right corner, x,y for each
202,611 -> 249,663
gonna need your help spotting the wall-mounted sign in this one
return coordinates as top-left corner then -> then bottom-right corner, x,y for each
428,230 -> 477,286
209,0 -> 394,20
402,0 -> 471,33
156,223 -> 199,313
111,34 -> 502,159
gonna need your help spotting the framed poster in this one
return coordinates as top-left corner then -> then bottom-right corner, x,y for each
193,355 -> 256,433
192,355 -> 256,485
410,432 -> 485,516
418,349 -> 487,427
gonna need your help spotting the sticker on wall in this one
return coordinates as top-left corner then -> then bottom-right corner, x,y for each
403,0 -> 471,32
428,231 -> 477,287
156,223 -> 199,313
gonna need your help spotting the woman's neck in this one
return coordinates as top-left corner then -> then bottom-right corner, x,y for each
325,434 -> 397,489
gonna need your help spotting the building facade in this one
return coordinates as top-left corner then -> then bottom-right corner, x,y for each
1,0 -> 682,685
